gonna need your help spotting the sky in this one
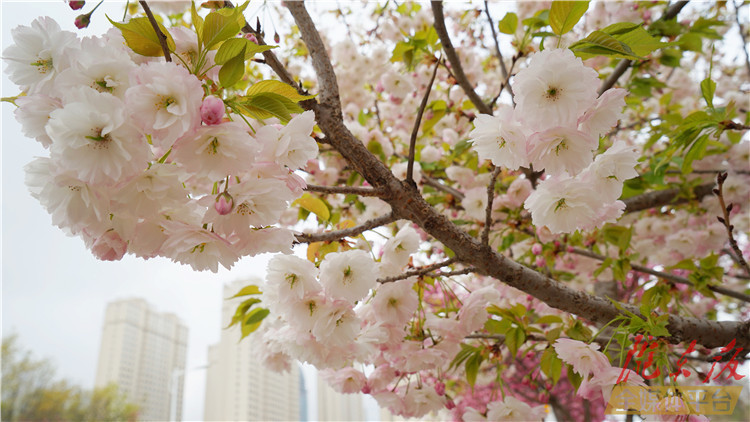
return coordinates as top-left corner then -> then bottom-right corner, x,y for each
1,2 -> 278,419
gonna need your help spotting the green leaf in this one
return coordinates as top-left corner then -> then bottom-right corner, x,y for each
484,318 -> 511,335
536,315 -> 563,326
228,284 -> 262,299
215,38 -> 276,65
225,297 -> 262,328
497,12 -> 518,35
700,77 -> 716,108
505,326 -> 526,357
465,352 -> 484,388
191,1 -> 204,43
549,1 -> 589,36
240,308 -> 270,340
108,16 -> 176,57
570,30 -> 643,60
541,347 -> 563,385
247,80 -> 315,102
239,93 -> 300,122
219,44 -> 246,88
611,25 -> 669,57
293,193 -> 330,221
202,9 -> 242,50
682,134 -> 709,173
449,344 -> 477,371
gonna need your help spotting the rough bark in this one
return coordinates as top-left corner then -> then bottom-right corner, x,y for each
284,1 -> 750,350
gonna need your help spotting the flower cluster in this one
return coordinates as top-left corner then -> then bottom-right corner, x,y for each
5,17 -> 318,271
470,48 -> 638,234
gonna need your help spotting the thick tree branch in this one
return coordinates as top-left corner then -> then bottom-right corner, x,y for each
305,184 -> 382,197
407,57 -> 440,185
569,247 -> 750,303
139,1 -> 171,62
295,213 -> 396,244
623,183 -> 714,213
286,1 -> 750,350
597,1 -> 689,95
431,1 -> 493,115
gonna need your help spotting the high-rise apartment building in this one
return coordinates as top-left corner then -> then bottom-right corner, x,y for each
316,375 -> 366,421
203,280 -> 300,421
94,298 -> 188,421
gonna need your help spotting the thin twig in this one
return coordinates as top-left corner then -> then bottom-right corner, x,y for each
431,1 -> 492,115
734,0 -> 750,78
714,172 -> 750,276
294,213 -> 396,243
483,1 -> 513,101
377,258 -> 458,284
406,57 -> 441,186
481,166 -> 502,245
597,1 -> 689,95
569,247 -> 750,303
139,1 -> 172,62
490,53 -> 520,108
421,174 -> 465,200
305,184 -> 383,197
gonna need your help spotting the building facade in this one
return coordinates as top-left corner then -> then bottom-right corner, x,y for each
94,298 -> 188,421
203,280 -> 301,421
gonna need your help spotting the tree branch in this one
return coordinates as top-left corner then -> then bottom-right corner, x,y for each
623,183 -> 714,213
481,166 -> 501,245
377,258 -> 458,283
406,57 -> 440,186
431,1 -> 493,115
304,184 -> 383,197
482,1 -> 513,101
734,0 -> 750,78
597,1 -> 689,95
714,172 -> 750,276
422,174 -> 465,200
295,213 -> 396,244
286,0 -> 750,350
569,247 -> 750,303
139,1 -> 171,62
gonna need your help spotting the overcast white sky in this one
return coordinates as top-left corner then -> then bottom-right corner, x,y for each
1,2 -> 281,419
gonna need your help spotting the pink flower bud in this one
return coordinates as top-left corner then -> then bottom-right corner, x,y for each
91,230 -> 127,261
434,381 -> 445,396
531,243 -> 543,255
535,257 -> 545,267
201,96 -> 225,125
215,192 -> 234,215
360,384 -> 371,394
445,399 -> 456,410
273,32 -> 280,43
244,33 -> 258,44
69,1 -> 85,10
74,13 -> 91,29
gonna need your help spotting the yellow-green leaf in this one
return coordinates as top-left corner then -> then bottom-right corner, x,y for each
239,93 -> 300,122
294,193 -> 330,221
225,297 -> 261,328
108,16 -> 176,57
541,347 -> 563,385
240,307 -> 269,340
570,30 -> 643,60
550,1 -> 590,36
215,38 -> 277,64
191,1 -> 204,42
497,12 -> 518,35
219,44 -> 246,87
247,80 -> 315,103
228,284 -> 262,299
202,10 -> 242,50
